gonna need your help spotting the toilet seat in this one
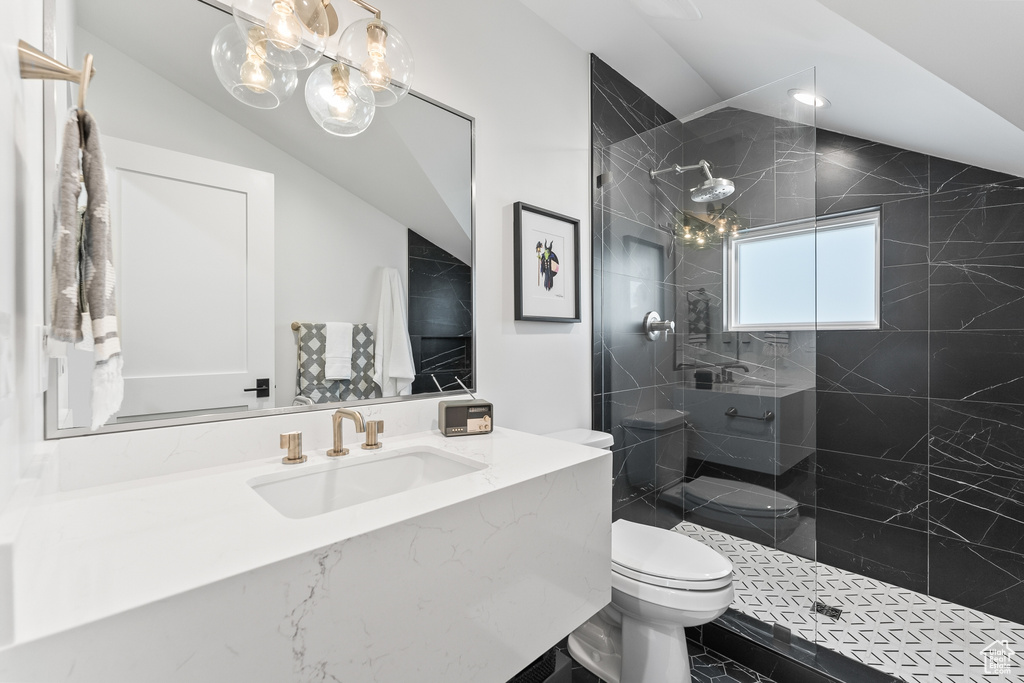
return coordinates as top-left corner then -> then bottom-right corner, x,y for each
611,519 -> 733,591
611,563 -> 731,591
684,476 -> 800,520
611,568 -> 735,613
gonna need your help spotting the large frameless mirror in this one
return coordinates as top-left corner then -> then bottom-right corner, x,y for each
44,0 -> 474,437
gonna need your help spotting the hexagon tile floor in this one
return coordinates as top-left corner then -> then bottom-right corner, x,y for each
567,639 -> 780,683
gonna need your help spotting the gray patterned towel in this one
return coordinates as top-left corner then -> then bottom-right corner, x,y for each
294,322 -> 380,403
687,288 -> 711,347
51,110 -> 123,429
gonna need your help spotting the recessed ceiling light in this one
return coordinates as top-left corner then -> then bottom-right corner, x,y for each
788,89 -> 831,108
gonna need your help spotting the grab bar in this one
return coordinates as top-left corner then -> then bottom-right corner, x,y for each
724,407 -> 774,422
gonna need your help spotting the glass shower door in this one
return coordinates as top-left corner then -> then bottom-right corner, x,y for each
594,67 -> 819,645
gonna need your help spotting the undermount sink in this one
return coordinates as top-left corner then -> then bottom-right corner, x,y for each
248,446 -> 488,519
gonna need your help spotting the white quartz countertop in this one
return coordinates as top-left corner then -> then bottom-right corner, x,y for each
8,427 -> 607,645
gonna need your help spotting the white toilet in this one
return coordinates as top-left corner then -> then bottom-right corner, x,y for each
546,429 -> 735,683
568,519 -> 734,683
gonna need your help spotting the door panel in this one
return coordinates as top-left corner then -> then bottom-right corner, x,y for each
104,136 -> 274,420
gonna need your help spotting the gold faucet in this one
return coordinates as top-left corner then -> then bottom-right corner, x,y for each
280,431 -> 308,464
328,408 -> 365,457
363,420 -> 384,450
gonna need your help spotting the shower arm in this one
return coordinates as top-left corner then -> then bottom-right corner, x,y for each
649,159 -> 714,181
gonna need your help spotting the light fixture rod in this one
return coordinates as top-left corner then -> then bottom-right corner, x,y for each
348,0 -> 382,20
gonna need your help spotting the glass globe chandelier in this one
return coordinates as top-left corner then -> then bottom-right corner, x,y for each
211,24 -> 298,109
210,0 -> 414,133
674,205 -> 745,248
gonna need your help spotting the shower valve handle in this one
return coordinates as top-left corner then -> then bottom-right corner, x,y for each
643,311 -> 675,341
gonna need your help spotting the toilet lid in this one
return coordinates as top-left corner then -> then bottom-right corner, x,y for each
684,476 -> 800,518
611,519 -> 732,588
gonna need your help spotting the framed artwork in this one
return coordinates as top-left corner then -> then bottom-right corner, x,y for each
513,201 -> 581,323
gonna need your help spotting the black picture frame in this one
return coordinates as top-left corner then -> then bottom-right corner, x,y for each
513,201 -> 581,323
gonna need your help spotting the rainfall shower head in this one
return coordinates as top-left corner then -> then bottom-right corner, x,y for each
690,176 -> 735,202
649,158 -> 736,202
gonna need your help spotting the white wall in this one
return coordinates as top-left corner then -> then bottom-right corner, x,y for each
0,0 -> 45,512
74,29 -> 410,411
1,0 -> 593,499
383,0 -> 593,433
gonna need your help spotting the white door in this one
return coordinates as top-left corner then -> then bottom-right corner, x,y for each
104,136 -> 274,420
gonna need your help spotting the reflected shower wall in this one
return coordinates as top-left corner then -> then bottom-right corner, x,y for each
592,57 -> 817,640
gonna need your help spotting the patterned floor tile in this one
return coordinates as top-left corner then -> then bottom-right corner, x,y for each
674,522 -> 1024,683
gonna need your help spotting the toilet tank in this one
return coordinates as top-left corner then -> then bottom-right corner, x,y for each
620,409 -> 689,489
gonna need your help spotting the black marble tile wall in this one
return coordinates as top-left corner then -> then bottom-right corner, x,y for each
406,230 -> 472,394
816,131 -> 928,215
816,508 -> 929,593
929,537 -> 1024,624
816,330 -> 928,396
929,399 -> 1024,478
814,129 -> 1024,625
816,450 -> 928,531
816,393 -> 928,463
591,56 -> 676,148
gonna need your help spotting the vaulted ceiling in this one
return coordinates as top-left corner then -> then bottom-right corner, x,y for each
519,0 -> 1024,177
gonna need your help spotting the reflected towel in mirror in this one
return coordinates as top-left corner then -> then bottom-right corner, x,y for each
373,268 -> 416,397
762,331 -> 790,357
325,322 -> 353,380
294,322 -> 379,403
687,288 -> 710,349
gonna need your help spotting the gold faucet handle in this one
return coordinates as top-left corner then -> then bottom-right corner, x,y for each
280,431 -> 308,464
362,420 -> 384,450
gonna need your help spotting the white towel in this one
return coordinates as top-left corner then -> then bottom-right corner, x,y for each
324,322 -> 353,380
373,268 -> 416,397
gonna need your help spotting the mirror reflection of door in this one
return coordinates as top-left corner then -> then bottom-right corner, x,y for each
88,137 -> 274,423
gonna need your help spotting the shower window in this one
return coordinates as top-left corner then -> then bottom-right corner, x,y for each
725,209 -> 880,331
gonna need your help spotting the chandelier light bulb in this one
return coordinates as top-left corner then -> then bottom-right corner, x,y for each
241,49 -> 273,92
338,16 -> 413,106
327,68 -> 356,121
363,20 -> 392,91
232,0 -> 329,70
362,55 -> 392,91
211,23 -> 296,109
265,0 -> 304,51
305,61 -> 376,136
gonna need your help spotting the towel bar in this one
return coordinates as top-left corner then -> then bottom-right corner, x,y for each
724,407 -> 774,422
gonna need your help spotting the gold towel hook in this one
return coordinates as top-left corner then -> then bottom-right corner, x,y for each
77,53 -> 94,112
18,41 -> 95,147
18,40 -> 95,93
